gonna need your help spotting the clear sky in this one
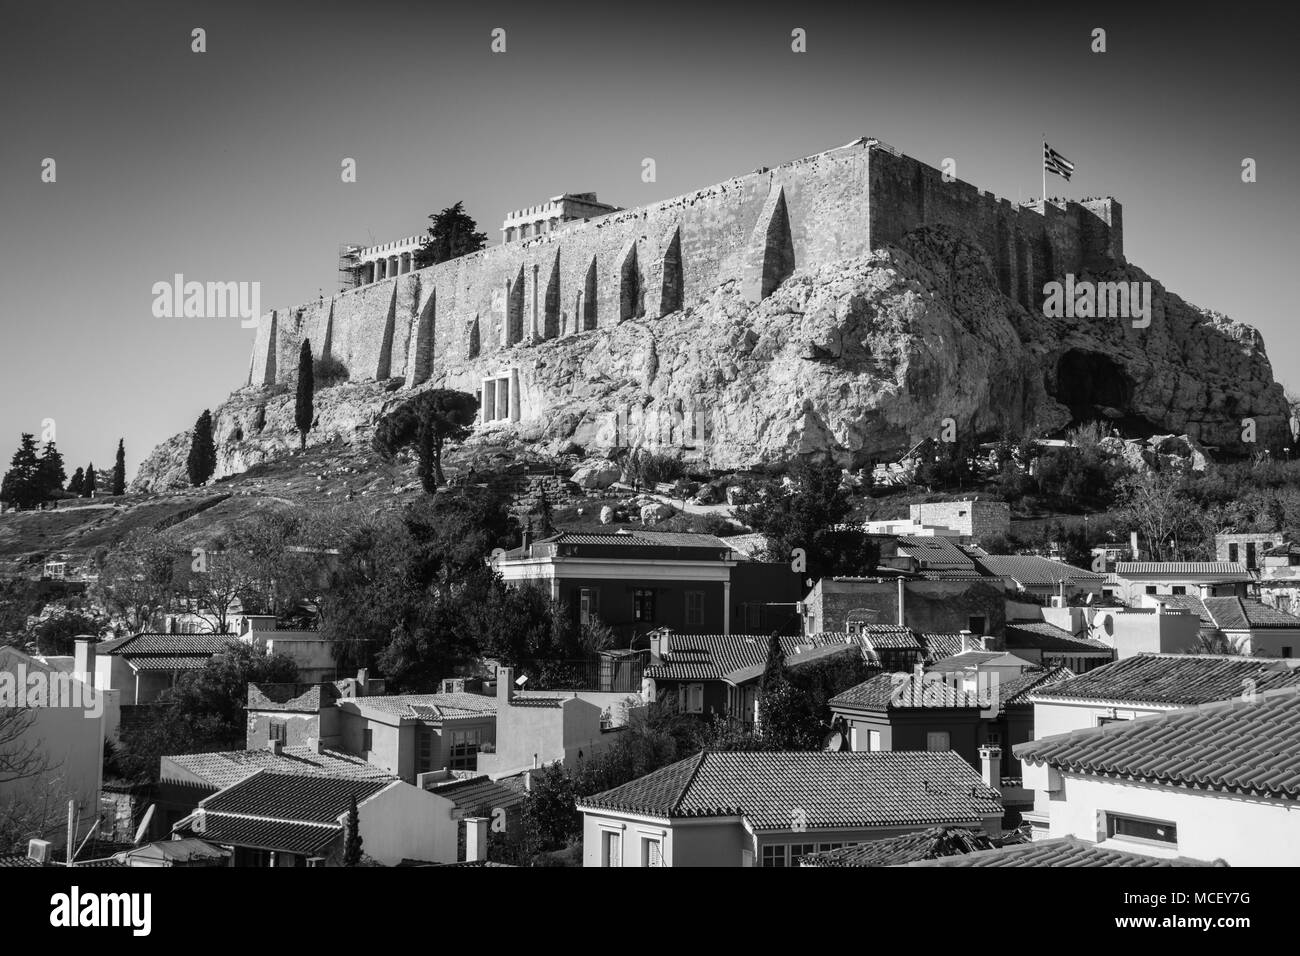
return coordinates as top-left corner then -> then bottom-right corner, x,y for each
1,0 -> 1296,481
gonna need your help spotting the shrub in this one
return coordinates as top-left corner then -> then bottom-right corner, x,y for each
313,354 -> 350,388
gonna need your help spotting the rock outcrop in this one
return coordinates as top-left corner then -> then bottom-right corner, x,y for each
135,227 -> 1289,490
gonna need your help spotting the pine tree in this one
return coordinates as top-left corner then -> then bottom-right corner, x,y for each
186,410 -> 216,487
342,793 -> 363,866
295,339 -> 314,450
67,467 -> 85,497
1,434 -> 42,509
412,202 -> 488,268
36,441 -> 66,500
111,438 -> 126,495
760,632 -> 789,693
84,463 -> 97,497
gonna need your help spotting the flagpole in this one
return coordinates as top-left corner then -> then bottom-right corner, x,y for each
1042,135 -> 1046,205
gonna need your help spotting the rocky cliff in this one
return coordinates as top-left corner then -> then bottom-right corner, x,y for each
134,227 -> 1288,491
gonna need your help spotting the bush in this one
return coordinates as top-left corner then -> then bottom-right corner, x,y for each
313,354 -> 350,388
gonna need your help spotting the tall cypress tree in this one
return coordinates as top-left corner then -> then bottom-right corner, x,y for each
112,438 -> 126,495
295,339 -> 314,450
67,466 -> 85,496
186,410 -> 217,487
36,440 -> 66,500
1,434 -> 42,508
84,462 -> 97,497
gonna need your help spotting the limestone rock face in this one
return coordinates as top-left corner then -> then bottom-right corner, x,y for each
136,227 -> 1289,487
571,461 -> 622,490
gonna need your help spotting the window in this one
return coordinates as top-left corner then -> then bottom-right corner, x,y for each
268,719 -> 287,743
685,591 -> 705,628
1145,586 -> 1158,595
641,837 -> 663,867
416,725 -> 435,773
634,589 -> 656,623
1108,813 -> 1178,845
985,731 -> 1002,747
579,587 -> 600,625
742,602 -> 763,631
867,730 -> 881,752
684,683 -> 704,714
967,616 -> 986,634
448,728 -> 482,771
760,845 -> 786,867
1172,586 -> 1186,595
1229,543 -> 1239,563
601,830 -> 622,867
1283,647 -> 1293,658
926,731 -> 951,752
1246,542 -> 1257,569
789,843 -> 815,865
362,728 -> 373,752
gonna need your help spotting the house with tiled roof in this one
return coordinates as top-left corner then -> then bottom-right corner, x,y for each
899,835 -> 1216,867
797,825 -> 999,867
173,769 -> 460,866
475,667 -> 632,779
800,576 -> 1005,642
643,631 -> 861,725
973,555 -> 1106,600
1014,688 -> 1300,865
95,631 -> 239,709
493,527 -> 802,643
1004,621 -> 1114,673
577,750 -> 1004,867
155,742 -> 397,838
1256,541 -> 1300,615
1145,595 -> 1300,657
828,664 -> 1072,810
1113,561 -> 1252,601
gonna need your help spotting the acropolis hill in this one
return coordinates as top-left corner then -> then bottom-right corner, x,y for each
135,137 -> 1289,489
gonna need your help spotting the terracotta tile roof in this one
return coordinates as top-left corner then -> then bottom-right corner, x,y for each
1156,595 -> 1215,625
1203,597 -> 1300,630
428,775 -> 526,814
578,751 -> 1002,830
975,555 -> 1105,586
505,530 -> 737,558
1005,622 -> 1114,654
799,826 -> 997,867
247,682 -> 340,712
896,536 -> 977,570
165,747 -> 395,790
126,655 -> 214,672
645,633 -> 855,683
919,633 -> 985,660
996,666 -> 1074,705
855,625 -> 922,650
928,650 -> 1033,672
200,770 -> 391,822
347,692 -> 497,720
103,633 -> 238,656
507,695 -> 566,708
188,815 -> 340,855
1015,690 -> 1300,800
831,672 -> 988,710
902,835 -> 1215,867
1026,653 -> 1300,706
1116,562 -> 1251,578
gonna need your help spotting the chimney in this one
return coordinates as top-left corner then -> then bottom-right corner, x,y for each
959,629 -> 972,653
896,577 -> 906,627
73,637 -> 96,687
355,668 -> 369,696
979,745 -> 1002,795
465,816 -> 490,863
1129,530 -> 1140,560
498,667 -> 515,705
521,522 -> 533,555
267,738 -> 284,756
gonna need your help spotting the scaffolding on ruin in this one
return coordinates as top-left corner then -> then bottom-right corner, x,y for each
337,243 -> 363,293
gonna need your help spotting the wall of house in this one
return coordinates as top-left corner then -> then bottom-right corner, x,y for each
1242,627 -> 1300,658
556,577 -> 727,637
836,707 -> 984,769
730,562 -> 806,632
477,702 -> 564,779
1041,773 -> 1299,866
336,712 -> 412,780
249,633 -> 339,683
1086,608 -> 1201,657
807,579 -> 1006,636
1029,700 -> 1172,743
360,783 -> 458,866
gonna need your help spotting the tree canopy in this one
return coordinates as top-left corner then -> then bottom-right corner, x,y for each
412,202 -> 488,269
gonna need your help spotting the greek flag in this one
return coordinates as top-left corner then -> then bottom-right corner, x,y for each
1044,142 -> 1075,181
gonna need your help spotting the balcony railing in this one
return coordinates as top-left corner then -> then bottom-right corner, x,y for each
521,655 -> 645,693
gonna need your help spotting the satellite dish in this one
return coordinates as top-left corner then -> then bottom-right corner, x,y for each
822,730 -> 844,752
514,674 -> 529,688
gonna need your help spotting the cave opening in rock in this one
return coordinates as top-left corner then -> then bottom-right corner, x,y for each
1051,349 -> 1151,435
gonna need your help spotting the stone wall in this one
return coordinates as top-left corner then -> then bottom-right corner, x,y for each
248,138 -> 1124,403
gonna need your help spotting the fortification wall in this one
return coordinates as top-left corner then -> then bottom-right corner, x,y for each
247,140 -> 1125,406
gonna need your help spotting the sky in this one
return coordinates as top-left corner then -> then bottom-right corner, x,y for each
1,0 -> 1296,482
